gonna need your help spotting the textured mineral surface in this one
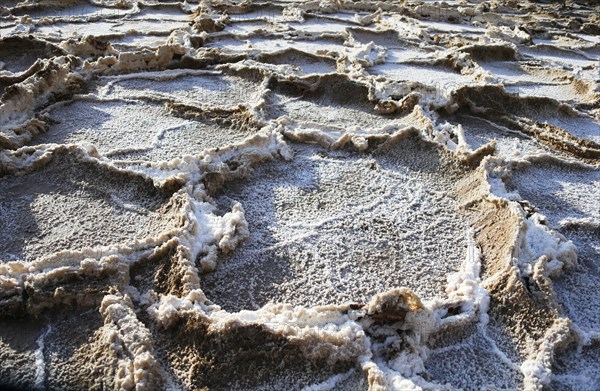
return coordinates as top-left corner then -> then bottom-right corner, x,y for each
0,0 -> 599,390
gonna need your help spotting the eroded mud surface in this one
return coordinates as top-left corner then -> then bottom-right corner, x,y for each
0,0 -> 599,390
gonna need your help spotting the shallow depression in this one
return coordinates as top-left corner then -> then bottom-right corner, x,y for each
0,152 -> 178,262
34,99 -> 257,161
202,137 -> 471,310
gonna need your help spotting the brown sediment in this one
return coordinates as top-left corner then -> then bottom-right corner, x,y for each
153,314 -> 355,390
152,244 -> 198,298
456,168 -> 518,279
458,44 -> 519,62
485,267 -> 559,358
165,101 -> 261,131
